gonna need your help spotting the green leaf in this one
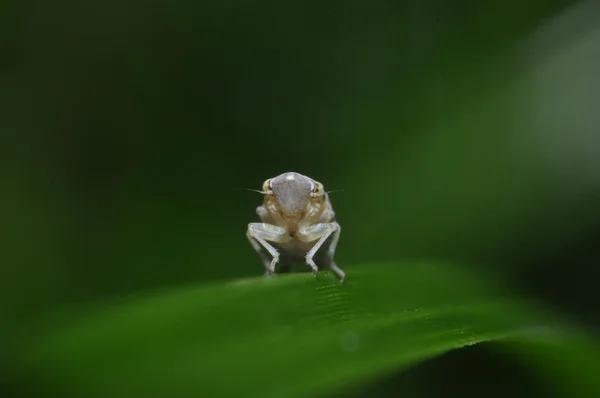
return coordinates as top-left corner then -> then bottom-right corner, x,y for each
6,262 -> 580,398
499,333 -> 600,398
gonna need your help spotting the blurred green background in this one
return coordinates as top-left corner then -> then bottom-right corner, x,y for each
2,0 -> 600,396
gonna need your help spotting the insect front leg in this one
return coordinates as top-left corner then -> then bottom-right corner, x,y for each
322,227 -> 345,282
246,223 -> 290,275
298,222 -> 343,280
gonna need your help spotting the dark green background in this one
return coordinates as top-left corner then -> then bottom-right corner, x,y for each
2,0 -> 599,396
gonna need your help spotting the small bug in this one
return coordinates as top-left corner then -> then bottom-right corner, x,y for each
246,172 -> 345,281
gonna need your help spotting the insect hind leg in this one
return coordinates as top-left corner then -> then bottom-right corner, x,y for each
317,241 -> 346,282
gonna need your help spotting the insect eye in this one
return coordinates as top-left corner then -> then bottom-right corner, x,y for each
262,179 -> 272,193
312,182 -> 323,194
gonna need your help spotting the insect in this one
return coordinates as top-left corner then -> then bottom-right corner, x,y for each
246,172 -> 345,282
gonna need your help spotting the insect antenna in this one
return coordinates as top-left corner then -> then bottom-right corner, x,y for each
232,187 -> 269,195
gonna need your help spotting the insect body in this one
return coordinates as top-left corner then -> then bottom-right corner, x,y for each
246,172 -> 345,281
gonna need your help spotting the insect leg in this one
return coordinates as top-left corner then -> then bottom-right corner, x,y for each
298,222 -> 341,277
324,224 -> 345,282
327,260 -> 345,282
246,223 -> 289,275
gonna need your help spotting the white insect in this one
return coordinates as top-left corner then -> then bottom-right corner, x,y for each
246,172 -> 345,281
